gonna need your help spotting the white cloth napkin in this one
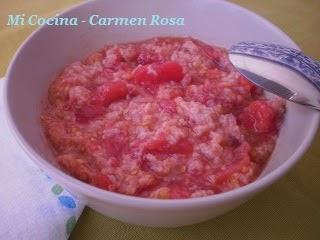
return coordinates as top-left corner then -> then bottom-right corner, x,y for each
0,79 -> 85,240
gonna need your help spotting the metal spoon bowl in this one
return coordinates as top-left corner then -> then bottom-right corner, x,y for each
229,42 -> 320,111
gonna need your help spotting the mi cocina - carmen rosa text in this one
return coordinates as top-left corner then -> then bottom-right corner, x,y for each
7,14 -> 185,26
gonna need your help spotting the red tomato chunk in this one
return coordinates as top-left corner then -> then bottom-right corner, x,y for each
134,61 -> 184,86
145,137 -> 193,155
93,81 -> 128,106
157,61 -> 184,82
238,100 -> 276,133
134,64 -> 160,86
41,37 -> 285,199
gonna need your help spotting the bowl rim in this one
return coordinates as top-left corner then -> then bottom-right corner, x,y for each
3,0 -> 319,208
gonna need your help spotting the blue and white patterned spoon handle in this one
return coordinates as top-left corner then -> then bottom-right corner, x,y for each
229,41 -> 320,91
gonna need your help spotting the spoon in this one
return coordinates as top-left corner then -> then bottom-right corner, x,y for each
228,41 -> 320,111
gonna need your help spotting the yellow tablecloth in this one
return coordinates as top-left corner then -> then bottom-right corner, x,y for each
1,1 -> 319,239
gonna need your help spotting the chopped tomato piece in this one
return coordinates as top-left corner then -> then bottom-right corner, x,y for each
238,100 -> 276,133
105,81 -> 128,103
134,64 -> 161,86
157,61 -> 184,82
75,82 -> 127,123
133,61 -> 184,86
145,137 -> 193,154
94,81 -> 128,105
144,136 -> 167,153
75,104 -> 105,123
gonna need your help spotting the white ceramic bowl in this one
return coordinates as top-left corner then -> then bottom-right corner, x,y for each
3,0 -> 319,227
